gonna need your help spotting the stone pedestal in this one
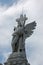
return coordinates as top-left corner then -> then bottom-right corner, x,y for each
4,52 -> 30,65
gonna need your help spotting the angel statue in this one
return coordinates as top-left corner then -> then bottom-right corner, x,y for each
11,14 -> 36,52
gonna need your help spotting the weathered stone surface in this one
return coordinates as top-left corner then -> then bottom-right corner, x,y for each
4,52 -> 30,65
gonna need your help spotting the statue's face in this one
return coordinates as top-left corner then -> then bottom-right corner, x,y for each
17,20 -> 24,27
20,14 -> 24,26
20,21 -> 24,26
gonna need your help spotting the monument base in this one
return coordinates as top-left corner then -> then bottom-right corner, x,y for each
4,52 -> 30,65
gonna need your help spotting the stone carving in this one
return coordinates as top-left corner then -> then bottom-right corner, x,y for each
11,14 -> 36,52
4,14 -> 36,65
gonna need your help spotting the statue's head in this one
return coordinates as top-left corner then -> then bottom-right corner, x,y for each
16,14 -> 28,27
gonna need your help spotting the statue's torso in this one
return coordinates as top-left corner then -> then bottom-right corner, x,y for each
13,26 -> 24,36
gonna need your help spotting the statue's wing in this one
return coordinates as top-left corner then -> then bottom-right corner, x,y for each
24,21 -> 36,39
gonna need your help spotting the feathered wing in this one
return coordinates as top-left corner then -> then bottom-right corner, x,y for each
24,21 -> 36,39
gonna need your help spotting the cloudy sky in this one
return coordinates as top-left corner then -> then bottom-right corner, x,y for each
0,0 -> 43,65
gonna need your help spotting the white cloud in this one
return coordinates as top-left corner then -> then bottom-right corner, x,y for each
0,0 -> 43,65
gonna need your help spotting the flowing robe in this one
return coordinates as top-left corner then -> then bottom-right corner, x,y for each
11,26 -> 25,52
